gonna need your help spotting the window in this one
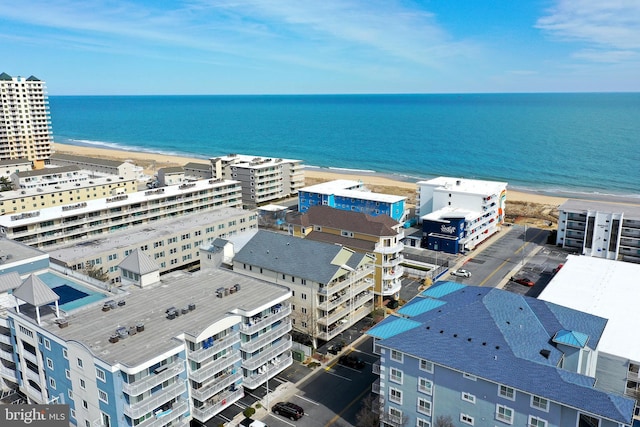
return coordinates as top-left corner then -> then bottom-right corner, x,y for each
463,373 -> 477,381
68,389 -> 73,399
83,400 -> 88,409
460,413 -> 474,425
389,388 -> 402,404
65,369 -> 70,379
98,390 -> 108,403
461,392 -> 476,403
416,418 -> 431,427
498,385 -> 515,401
390,349 -> 403,362
80,379 -> 86,389
71,409 -> 76,420
49,378 -> 56,389
496,404 -> 514,424
419,359 -> 433,373
46,358 -> 54,370
389,408 -> 403,424
578,414 -> 600,427
77,358 -> 84,368
96,368 -> 106,382
301,293 -> 307,300
531,395 -> 549,412
417,398 -> 431,416
528,416 -> 547,427
418,377 -> 432,395
44,338 -> 51,350
63,349 -> 68,359
389,367 -> 403,384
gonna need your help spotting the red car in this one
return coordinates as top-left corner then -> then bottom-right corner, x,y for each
511,277 -> 534,287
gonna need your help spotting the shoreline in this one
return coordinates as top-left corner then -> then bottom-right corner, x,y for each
53,142 -> 639,207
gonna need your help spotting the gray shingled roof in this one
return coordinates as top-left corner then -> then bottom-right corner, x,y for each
0,272 -> 22,293
184,162 -> 211,171
305,231 -> 376,252
0,158 -> 30,166
13,274 -> 60,306
118,249 -> 159,275
288,205 -> 399,236
16,165 -> 81,178
158,166 -> 184,174
50,153 -> 125,168
234,230 -> 369,285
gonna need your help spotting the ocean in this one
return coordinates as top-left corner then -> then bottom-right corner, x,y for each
48,93 -> 640,199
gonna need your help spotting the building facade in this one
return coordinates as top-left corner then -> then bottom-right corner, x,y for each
211,154 -> 304,208
416,177 -> 507,254
367,282 -> 635,427
286,205 -> 404,306
49,153 -> 140,181
0,238 -> 293,427
0,157 -> 32,179
298,180 -> 407,222
232,230 -> 375,346
0,178 -> 243,248
556,199 -> 640,264
0,73 -> 53,168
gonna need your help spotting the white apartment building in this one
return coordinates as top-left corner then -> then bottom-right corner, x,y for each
416,177 -> 507,253
47,207 -> 258,282
232,230 -> 375,346
49,153 -> 140,181
211,154 -> 304,208
0,157 -> 31,179
556,199 -> 640,264
0,73 -> 53,167
0,178 -> 243,248
0,238 -> 293,426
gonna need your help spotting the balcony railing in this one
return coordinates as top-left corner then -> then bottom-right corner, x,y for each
0,335 -> 12,345
0,363 -> 18,380
190,354 -> 242,383
123,381 -> 186,420
122,358 -> 185,396
240,305 -> 291,336
372,378 -> 381,394
242,355 -> 292,389
0,347 -> 14,361
240,320 -> 291,353
375,242 -> 404,254
372,361 -> 381,374
188,332 -> 240,364
137,399 -> 189,427
242,337 -> 292,371
192,388 -> 244,421
191,371 -> 242,401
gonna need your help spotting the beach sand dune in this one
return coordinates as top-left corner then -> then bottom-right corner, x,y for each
53,142 -> 569,228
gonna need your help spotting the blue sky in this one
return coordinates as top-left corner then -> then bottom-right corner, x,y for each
1,0 -> 639,95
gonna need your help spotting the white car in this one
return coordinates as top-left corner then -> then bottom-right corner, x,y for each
450,269 -> 471,278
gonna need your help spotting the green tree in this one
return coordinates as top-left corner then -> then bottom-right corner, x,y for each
355,394 -> 380,427
0,176 -> 13,192
435,415 -> 454,427
83,261 -> 110,282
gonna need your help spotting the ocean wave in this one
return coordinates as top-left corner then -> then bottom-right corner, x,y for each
58,138 -> 211,161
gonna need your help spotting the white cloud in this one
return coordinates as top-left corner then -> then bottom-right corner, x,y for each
572,49 -> 638,63
536,0 -> 640,54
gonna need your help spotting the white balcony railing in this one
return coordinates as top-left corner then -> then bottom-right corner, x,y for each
122,358 -> 185,396
242,355 -> 292,389
123,381 -> 186,420
136,399 -> 189,427
188,332 -> 240,364
240,320 -> 291,353
192,388 -> 244,421
191,371 -> 242,401
190,354 -> 242,383
240,305 -> 291,336
242,337 -> 292,371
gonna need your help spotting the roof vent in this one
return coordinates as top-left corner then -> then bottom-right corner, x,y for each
540,349 -> 551,359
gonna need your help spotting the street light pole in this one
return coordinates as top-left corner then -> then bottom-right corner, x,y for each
521,224 -> 527,265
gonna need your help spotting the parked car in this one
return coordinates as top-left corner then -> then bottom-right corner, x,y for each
553,263 -> 564,274
450,269 -> 471,278
272,402 -> 304,420
511,277 -> 535,287
338,355 -> 366,370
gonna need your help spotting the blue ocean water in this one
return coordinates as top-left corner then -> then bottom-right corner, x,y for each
48,93 -> 640,198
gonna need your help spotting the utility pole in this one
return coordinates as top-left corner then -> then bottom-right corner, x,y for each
521,224 -> 527,265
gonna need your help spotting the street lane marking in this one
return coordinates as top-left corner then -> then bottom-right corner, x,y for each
325,371 -> 353,381
324,385 -> 371,427
268,413 -> 295,426
295,395 -> 320,405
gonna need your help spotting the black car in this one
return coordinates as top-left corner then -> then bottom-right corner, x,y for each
338,355 -> 366,370
272,402 -> 304,420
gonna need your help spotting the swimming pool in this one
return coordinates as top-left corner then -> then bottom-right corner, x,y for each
37,272 -> 108,312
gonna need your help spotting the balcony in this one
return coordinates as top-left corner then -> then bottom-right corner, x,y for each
372,378 -> 381,394
372,361 -> 381,374
383,268 -> 403,281
192,388 -> 244,421
243,355 -> 292,389
375,242 -> 404,254
0,334 -> 11,345
382,255 -> 404,267
241,320 -> 292,353
24,367 -> 41,383
123,381 -> 186,420
21,350 -> 38,365
242,337 -> 292,371
381,280 -> 402,296
0,347 -> 13,361
122,358 -> 185,396
137,399 -> 188,427
380,412 -> 404,426
0,363 -> 18,381
192,371 -> 242,401
240,305 -> 291,336
190,354 -> 242,383
188,332 -> 240,364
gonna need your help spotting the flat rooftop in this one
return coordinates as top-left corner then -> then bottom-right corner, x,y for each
0,178 -> 241,228
559,199 -> 640,219
417,177 -> 507,195
538,255 -> 640,361
300,180 -> 405,203
34,268 -> 291,368
46,207 -> 252,260
421,207 -> 478,221
0,239 -> 48,267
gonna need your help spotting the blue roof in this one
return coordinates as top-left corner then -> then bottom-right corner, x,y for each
368,281 -> 634,424
367,317 -> 422,340
553,330 -> 590,348
397,298 -> 445,317
421,281 -> 466,298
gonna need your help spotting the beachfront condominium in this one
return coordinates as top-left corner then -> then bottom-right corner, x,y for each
556,199 -> 640,264
232,230 -> 375,347
47,207 -> 258,283
0,178 -> 243,248
286,205 -> 404,307
416,177 -> 507,253
367,281 -> 635,427
0,73 -> 53,168
49,153 -> 142,181
210,154 -> 305,208
298,179 -> 407,222
0,238 -> 293,426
